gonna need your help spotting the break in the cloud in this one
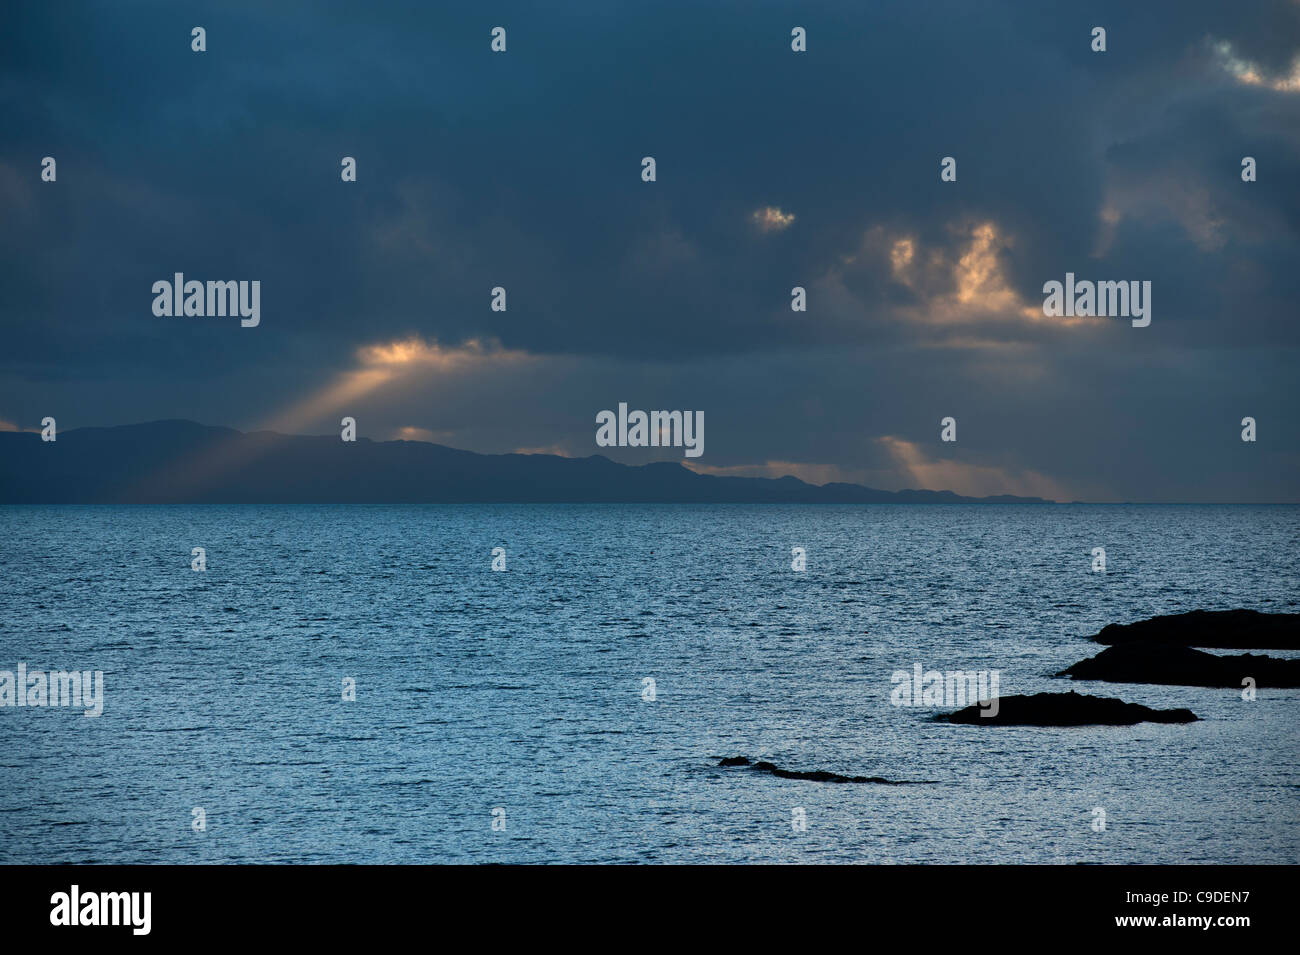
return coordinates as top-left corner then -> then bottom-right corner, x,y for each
1212,39 -> 1300,92
868,221 -> 1044,325
257,337 -> 537,435
751,206 -> 796,233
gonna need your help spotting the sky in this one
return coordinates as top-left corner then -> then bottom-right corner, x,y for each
2,0 -> 1298,502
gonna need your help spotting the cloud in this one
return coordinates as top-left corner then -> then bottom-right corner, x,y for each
358,337 -> 532,371
1098,177 -> 1228,252
259,337 -> 537,435
1212,39 -> 1300,92
750,206 -> 796,233
817,220 -> 1089,346
884,222 -> 1044,324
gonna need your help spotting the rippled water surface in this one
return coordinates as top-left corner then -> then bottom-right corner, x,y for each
1,504 -> 1297,863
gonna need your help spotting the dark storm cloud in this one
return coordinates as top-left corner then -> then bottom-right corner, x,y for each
1,0 -> 1297,500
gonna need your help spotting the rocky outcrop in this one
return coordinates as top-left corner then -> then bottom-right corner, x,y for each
940,691 -> 1198,725
716,757 -> 926,784
1092,609 -> 1300,650
1059,641 -> 1300,687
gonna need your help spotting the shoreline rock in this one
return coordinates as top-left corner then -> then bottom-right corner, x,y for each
1059,641 -> 1300,687
940,691 -> 1198,725
1093,609 -> 1300,650
716,757 -> 928,784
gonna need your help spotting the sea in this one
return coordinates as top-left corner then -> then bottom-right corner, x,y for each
1,504 -> 1297,864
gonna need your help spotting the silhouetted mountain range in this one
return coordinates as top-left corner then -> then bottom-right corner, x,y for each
0,420 -> 1056,504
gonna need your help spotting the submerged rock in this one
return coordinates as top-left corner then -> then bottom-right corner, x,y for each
1059,641 -> 1300,687
940,691 -> 1198,726
1093,609 -> 1300,650
717,757 -> 924,784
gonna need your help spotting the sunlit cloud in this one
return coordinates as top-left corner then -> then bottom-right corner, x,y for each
357,337 -> 525,370
811,219 -> 1099,356
751,206 -> 796,233
852,220 -> 1112,335
1211,40 -> 1300,92
889,236 -> 915,273
885,222 -> 1044,323
258,337 -> 534,435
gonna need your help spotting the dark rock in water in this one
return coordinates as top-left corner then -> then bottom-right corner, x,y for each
1059,641 -> 1300,688
1093,609 -> 1300,650
717,757 -> 924,784
940,691 -> 1198,726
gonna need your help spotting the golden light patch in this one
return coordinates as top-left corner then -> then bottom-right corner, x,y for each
751,206 -> 796,233
890,238 -> 915,274
260,337 -> 534,436
889,221 -> 1042,323
1212,40 -> 1300,92
358,336 -> 527,370
954,223 -> 1007,305
393,426 -> 455,443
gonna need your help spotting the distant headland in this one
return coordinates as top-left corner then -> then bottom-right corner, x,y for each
0,420 -> 1058,505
